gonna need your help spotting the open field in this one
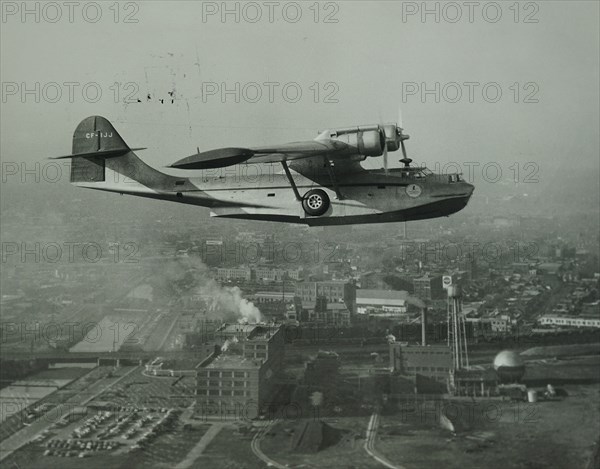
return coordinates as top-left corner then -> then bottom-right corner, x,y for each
375,383 -> 600,469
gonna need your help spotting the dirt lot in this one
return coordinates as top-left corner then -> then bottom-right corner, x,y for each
260,416 -> 379,468
375,383 -> 600,469
200,425 -> 265,468
374,354 -> 600,469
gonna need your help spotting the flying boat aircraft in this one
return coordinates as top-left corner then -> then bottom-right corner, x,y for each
54,116 -> 474,226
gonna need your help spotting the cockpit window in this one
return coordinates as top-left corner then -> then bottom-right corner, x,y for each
401,167 -> 431,179
411,167 -> 431,179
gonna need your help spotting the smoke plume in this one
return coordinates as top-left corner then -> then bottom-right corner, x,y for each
160,257 -> 262,323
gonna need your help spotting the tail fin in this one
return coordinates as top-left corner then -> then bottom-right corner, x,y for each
54,116 -> 176,187
72,115 -> 131,156
69,116 -> 130,183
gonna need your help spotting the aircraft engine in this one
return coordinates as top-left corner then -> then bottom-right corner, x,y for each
332,127 -> 385,157
381,124 -> 401,151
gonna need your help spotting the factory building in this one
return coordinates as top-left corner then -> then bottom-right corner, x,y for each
309,302 -> 352,326
389,343 -> 452,384
449,369 -> 499,397
413,274 -> 444,300
356,289 -> 409,317
295,281 -> 356,314
196,323 -> 284,419
247,291 -> 296,320
294,281 -> 356,325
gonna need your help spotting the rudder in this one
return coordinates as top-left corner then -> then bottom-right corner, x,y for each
68,116 -> 132,183
60,116 -> 181,190
72,115 -> 129,155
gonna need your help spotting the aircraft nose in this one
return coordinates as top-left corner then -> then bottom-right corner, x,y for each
465,182 -> 475,196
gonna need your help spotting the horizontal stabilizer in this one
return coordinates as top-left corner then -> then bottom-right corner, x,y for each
51,148 -> 146,159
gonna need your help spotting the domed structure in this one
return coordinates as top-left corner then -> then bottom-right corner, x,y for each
493,350 -> 525,383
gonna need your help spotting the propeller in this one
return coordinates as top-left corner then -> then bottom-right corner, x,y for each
378,106 -> 411,172
379,125 -> 388,174
377,112 -> 389,174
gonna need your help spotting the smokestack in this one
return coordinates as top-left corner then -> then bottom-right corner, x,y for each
421,307 -> 427,346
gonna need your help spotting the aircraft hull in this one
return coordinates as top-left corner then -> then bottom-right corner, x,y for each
75,168 -> 473,226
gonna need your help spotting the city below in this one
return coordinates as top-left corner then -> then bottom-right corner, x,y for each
1,198 -> 599,468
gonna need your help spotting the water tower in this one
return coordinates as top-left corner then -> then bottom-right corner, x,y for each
446,281 -> 469,370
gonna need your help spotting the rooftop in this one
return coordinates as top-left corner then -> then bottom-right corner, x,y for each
218,324 -> 258,335
253,291 -> 295,298
205,353 -> 262,369
357,289 -> 409,301
217,323 -> 282,341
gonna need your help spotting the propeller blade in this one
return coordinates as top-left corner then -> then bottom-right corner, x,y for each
398,106 -> 404,129
377,122 -> 389,174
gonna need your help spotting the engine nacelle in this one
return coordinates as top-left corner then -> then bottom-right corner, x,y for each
382,124 -> 400,152
331,127 -> 384,157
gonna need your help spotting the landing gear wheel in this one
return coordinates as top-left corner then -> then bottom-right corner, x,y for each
302,189 -> 330,216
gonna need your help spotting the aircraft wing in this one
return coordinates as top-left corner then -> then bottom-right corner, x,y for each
169,139 -> 351,169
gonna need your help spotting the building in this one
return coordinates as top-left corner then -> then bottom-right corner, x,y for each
539,315 -> 600,328
196,323 -> 284,419
356,289 -> 409,317
253,266 -> 302,282
450,368 -> 499,397
295,281 -> 356,314
413,274 -> 444,300
247,291 -> 296,319
310,302 -> 352,326
487,316 -> 512,333
250,291 -> 296,305
215,267 -> 252,283
389,343 -> 452,393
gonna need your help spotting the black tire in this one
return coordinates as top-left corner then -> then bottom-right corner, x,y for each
302,189 -> 330,216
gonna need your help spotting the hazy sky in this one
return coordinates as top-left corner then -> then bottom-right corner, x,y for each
1,1 -> 599,181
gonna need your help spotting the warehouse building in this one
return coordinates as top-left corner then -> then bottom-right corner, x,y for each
356,289 -> 409,317
196,323 -> 284,419
389,343 -> 452,393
